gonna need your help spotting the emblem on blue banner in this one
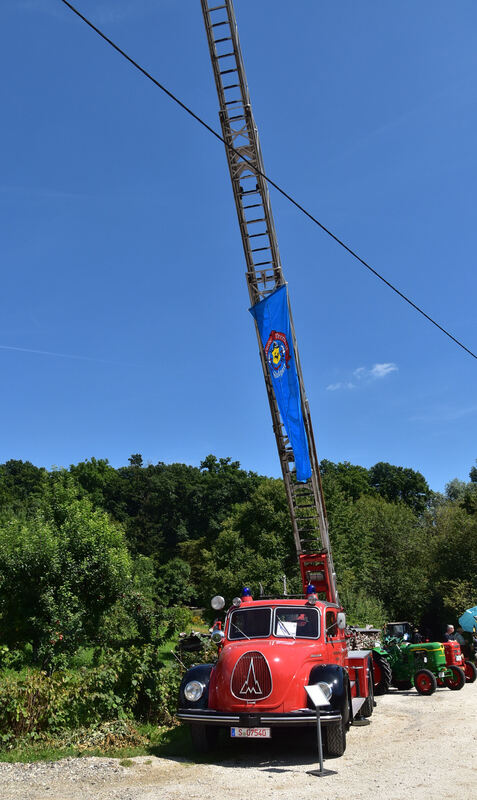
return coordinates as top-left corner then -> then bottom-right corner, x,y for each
265,331 -> 290,378
249,285 -> 312,483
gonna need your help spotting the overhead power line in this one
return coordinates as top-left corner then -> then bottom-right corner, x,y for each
58,0 -> 477,362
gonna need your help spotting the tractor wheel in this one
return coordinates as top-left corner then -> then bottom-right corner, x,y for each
393,679 -> 413,691
190,724 -> 219,753
325,719 -> 346,757
444,665 -> 466,691
414,669 -> 437,696
464,660 -> 477,683
372,652 -> 392,695
360,658 -> 375,717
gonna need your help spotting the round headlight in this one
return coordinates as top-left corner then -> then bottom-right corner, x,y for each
184,680 -> 205,702
211,628 -> 225,644
317,681 -> 332,701
211,595 -> 225,610
232,597 -> 242,607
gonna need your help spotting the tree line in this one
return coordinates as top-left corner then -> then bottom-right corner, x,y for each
0,453 -> 476,667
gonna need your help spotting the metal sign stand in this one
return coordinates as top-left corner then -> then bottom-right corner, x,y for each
305,685 -> 337,777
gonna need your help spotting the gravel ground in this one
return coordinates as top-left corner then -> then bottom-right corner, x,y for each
1,683 -> 476,800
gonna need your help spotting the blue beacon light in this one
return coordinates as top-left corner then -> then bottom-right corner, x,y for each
306,583 -> 316,595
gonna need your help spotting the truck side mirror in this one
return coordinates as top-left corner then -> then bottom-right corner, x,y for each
337,612 -> 346,630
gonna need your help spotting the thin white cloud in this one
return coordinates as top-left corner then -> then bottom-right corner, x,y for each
353,367 -> 366,379
370,363 -> 398,379
0,344 -> 131,367
326,381 -> 355,392
327,362 -> 398,391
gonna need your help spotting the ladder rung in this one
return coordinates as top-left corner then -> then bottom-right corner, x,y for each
208,3 -> 227,10
220,68 -> 238,75
251,247 -> 270,252
246,217 -> 266,224
217,52 -> 235,59
244,203 -> 262,209
214,36 -> 232,43
228,114 -> 246,121
248,232 -> 268,238
225,100 -> 242,106
224,84 -> 240,90
211,21 -> 228,28
253,260 -> 273,266
240,188 -> 260,195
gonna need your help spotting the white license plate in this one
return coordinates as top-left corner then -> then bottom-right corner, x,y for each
230,727 -> 271,738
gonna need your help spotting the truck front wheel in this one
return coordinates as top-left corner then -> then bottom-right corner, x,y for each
414,669 -> 437,695
325,719 -> 346,757
190,724 -> 219,753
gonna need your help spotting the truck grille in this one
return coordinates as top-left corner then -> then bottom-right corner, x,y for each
231,651 -> 272,700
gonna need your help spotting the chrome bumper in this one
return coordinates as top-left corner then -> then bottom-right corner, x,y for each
177,708 -> 341,727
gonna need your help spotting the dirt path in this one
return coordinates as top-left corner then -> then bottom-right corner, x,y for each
1,684 -> 476,800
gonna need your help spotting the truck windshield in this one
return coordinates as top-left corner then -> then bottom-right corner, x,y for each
274,607 -> 319,639
228,608 -> 271,640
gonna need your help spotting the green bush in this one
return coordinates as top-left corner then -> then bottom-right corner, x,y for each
0,635 -> 197,744
0,489 -> 132,669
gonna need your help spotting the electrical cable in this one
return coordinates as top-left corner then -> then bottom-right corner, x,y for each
58,0 -> 477,362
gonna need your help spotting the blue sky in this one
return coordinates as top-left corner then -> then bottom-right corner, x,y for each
1,0 -> 476,492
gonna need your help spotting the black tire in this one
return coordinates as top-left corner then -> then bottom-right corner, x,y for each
414,669 -> 437,696
360,658 -> 374,717
444,665 -> 466,691
373,652 -> 392,695
393,679 -> 413,691
324,719 -> 346,757
190,725 -> 219,753
464,660 -> 477,683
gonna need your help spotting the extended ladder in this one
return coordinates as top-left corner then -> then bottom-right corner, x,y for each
200,0 -> 338,603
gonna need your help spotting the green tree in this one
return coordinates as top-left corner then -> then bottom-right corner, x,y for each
0,459 -> 48,516
0,491 -> 132,667
369,462 -> 430,514
329,494 -> 429,620
320,459 -> 372,503
193,479 -> 300,608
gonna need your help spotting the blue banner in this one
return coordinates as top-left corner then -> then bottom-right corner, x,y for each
249,285 -> 312,482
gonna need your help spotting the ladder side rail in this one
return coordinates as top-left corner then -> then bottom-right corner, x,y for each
202,0 -> 283,299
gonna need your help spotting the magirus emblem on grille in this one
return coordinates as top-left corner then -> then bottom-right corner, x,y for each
240,658 -> 261,695
230,651 -> 272,700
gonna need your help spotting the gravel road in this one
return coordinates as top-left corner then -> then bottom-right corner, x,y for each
1,683 -> 476,800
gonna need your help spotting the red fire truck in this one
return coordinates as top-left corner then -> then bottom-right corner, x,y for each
178,554 -> 373,756
178,3 -> 374,755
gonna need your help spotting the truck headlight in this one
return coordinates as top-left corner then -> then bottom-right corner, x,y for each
317,681 -> 332,700
211,628 -> 225,645
184,680 -> 205,702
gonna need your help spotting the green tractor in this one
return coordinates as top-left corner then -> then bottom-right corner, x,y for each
378,638 -> 465,695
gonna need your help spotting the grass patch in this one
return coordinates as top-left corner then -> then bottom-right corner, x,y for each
0,724 -> 191,764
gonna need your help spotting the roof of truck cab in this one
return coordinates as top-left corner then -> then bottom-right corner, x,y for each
226,598 -> 341,610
